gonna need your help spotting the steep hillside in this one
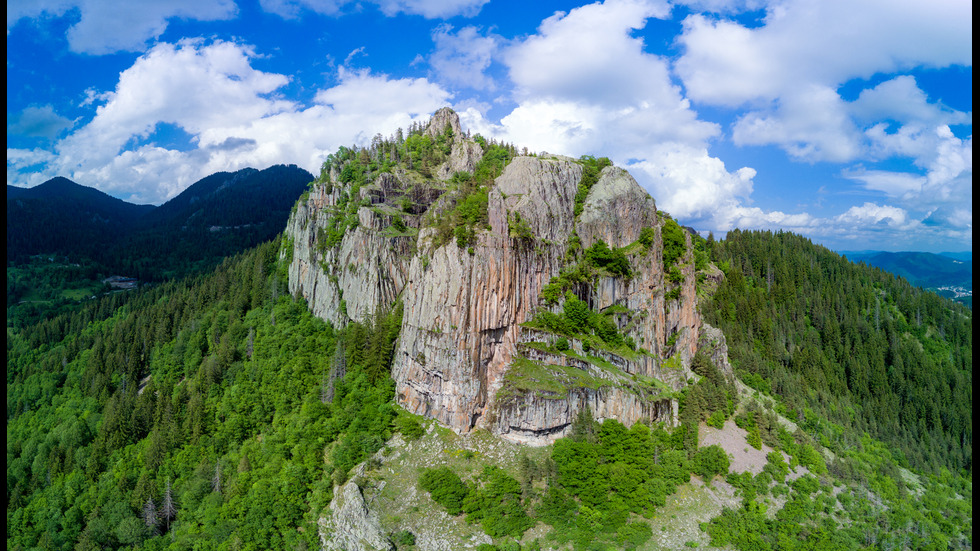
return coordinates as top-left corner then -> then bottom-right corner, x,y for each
7,177 -> 154,263
7,165 -> 313,328
113,164 -> 314,280
284,108 -> 724,444
7,165 -> 312,274
708,231 -> 972,473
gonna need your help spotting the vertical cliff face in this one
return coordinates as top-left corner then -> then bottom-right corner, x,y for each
285,180 -> 415,327
285,108 -> 713,445
391,155 -> 583,432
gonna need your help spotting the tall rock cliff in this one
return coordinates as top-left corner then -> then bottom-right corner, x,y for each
284,108 -> 723,445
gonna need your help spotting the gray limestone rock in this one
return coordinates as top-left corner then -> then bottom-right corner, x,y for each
319,482 -> 394,551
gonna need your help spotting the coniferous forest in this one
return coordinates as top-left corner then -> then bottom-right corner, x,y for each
7,230 -> 972,550
705,230 -> 971,475
5,137 -> 971,551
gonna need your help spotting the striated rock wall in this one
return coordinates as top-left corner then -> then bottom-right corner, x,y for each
392,155 -> 583,432
285,182 -> 414,327
493,387 -> 677,446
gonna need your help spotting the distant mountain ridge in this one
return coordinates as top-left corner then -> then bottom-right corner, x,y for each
7,164 -> 313,279
841,250 -> 972,291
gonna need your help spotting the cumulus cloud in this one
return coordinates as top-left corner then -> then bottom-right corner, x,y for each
483,0 -> 761,235
56,39 -> 292,168
836,202 -> 911,227
732,84 -> 863,162
375,0 -> 488,18
505,0 -> 672,106
492,0 -> 719,154
626,144 -> 756,224
8,40 -> 452,203
676,0 -> 972,174
850,75 -> 970,128
7,0 -> 237,54
844,128 -> 971,206
676,0 -> 971,106
428,25 -> 500,90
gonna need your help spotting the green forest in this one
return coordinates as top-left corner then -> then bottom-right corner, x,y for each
7,240 -> 405,550
5,134 -> 972,550
705,230 -> 971,475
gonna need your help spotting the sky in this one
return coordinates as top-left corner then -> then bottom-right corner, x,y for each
6,0 -> 973,252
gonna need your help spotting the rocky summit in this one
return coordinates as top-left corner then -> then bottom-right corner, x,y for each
284,107 -> 731,445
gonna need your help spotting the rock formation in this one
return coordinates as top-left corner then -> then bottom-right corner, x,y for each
284,108 -> 716,446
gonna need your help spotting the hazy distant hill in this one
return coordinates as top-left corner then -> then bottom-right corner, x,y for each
841,250 -> 972,291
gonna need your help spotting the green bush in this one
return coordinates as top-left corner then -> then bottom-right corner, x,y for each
693,445 -> 730,480
662,218 -> 686,267
585,241 -> 631,277
419,467 -> 470,515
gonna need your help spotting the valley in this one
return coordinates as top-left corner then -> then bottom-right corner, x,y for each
6,109 -> 971,551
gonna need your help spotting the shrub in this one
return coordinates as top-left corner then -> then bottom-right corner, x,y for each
662,217 -> 686,267
392,530 -> 416,547
419,467 -> 470,515
693,445 -> 730,480
585,241 -> 630,277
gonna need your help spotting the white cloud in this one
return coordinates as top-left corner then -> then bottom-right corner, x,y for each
671,0 -> 768,13
841,168 -> 925,198
492,0 -> 718,155
56,39 -> 292,170
8,40 -> 453,204
375,0 -> 488,18
675,0 -> 972,176
7,0 -> 237,54
850,76 -> 970,127
732,84 -> 863,162
505,0 -> 672,106
844,127 -> 971,205
676,0 -> 971,106
259,0 -> 488,19
626,144 -> 756,225
428,25 -> 500,90
836,202 -> 911,228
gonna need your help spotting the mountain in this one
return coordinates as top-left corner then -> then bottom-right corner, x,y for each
7,177 -> 154,263
7,165 -> 313,277
6,109 -> 971,551
284,107 -> 715,443
842,250 -> 972,289
111,164 -> 314,279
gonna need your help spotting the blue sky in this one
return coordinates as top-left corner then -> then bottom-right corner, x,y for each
6,0 -> 972,252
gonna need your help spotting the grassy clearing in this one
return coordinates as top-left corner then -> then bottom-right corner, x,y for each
356,412 -> 552,549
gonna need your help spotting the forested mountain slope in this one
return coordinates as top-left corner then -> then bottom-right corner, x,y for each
7,178 -> 154,263
705,230 -> 972,474
7,165 -> 313,329
6,164 -> 313,279
8,240 -> 405,550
